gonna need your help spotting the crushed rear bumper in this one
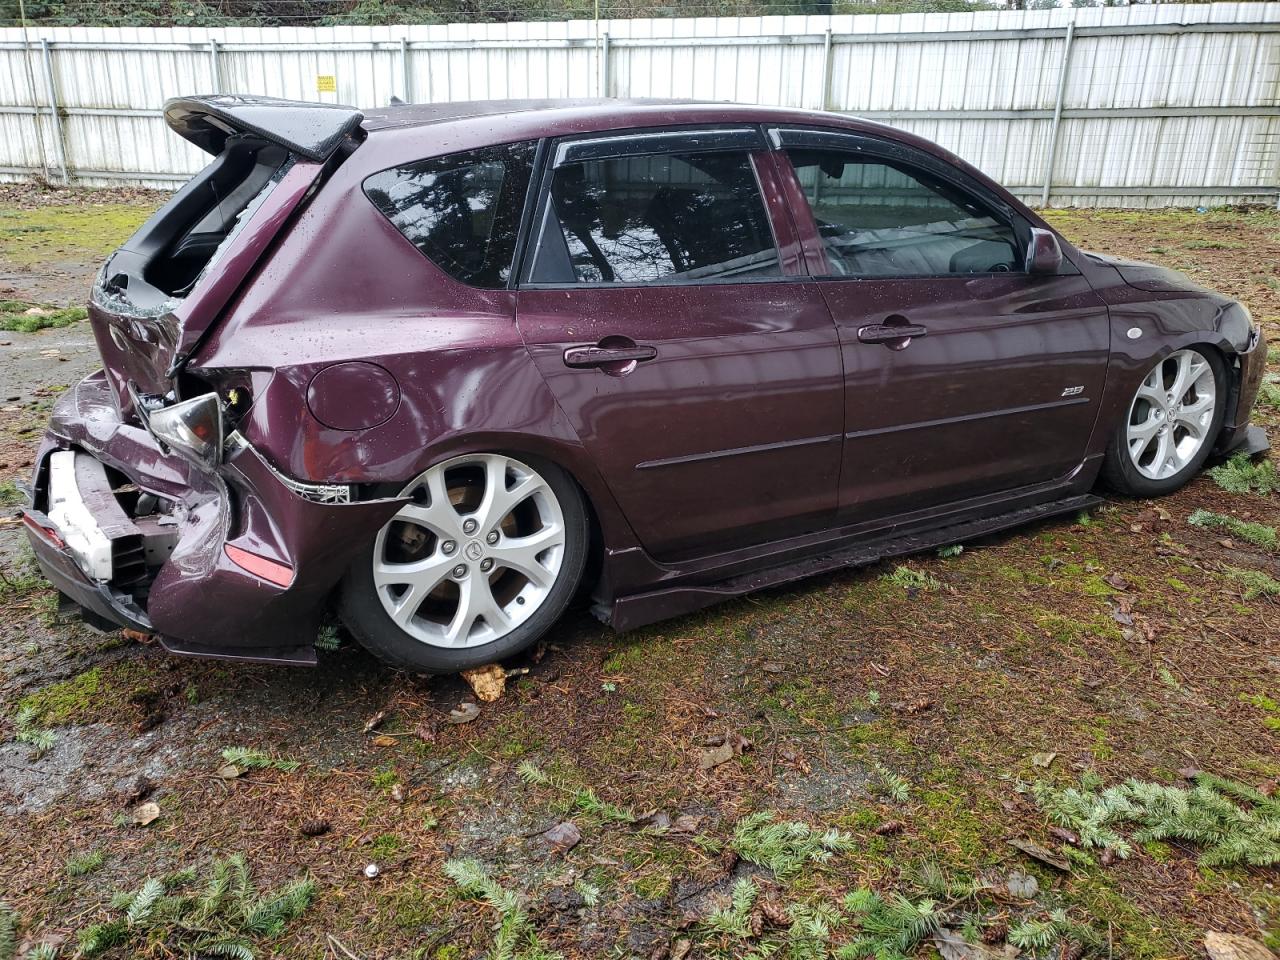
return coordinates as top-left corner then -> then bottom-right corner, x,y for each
24,371 -> 405,664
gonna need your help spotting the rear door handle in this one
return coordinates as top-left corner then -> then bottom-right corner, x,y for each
563,344 -> 658,368
857,322 -> 928,345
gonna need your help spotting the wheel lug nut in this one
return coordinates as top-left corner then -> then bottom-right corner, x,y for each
441,540 -> 457,555
452,564 -> 467,578
462,518 -> 478,535
480,558 -> 494,573
485,531 -> 499,545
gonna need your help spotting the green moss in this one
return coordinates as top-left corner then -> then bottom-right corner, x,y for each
18,667 -> 102,725
370,833 -> 404,860
0,301 -> 87,333
1240,693 -> 1280,731
0,202 -> 154,265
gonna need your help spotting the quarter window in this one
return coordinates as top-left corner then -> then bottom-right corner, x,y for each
786,149 -> 1020,277
364,141 -> 535,288
536,150 -> 781,284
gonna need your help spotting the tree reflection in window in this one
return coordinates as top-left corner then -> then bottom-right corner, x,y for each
786,150 -> 1020,277
549,151 -> 780,284
364,141 -> 535,288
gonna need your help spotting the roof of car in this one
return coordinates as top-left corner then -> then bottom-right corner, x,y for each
359,98 -> 869,135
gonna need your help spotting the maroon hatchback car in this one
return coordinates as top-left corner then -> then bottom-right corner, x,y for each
22,95 -> 1267,673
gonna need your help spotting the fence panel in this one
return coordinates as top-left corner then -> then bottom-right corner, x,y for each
0,3 -> 1277,206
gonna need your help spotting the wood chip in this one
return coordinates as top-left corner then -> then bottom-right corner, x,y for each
461,663 -> 506,702
1204,932 -> 1279,960
132,801 -> 160,826
699,741 -> 735,770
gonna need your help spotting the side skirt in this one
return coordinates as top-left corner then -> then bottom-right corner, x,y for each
602,493 -> 1103,632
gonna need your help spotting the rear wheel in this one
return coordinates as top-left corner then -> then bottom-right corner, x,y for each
1100,346 -> 1227,497
340,452 -> 587,673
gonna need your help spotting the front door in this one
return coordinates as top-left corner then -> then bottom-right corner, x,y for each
516,129 -> 844,559
773,129 -> 1110,523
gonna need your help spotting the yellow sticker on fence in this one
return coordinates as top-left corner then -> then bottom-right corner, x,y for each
316,74 -> 336,93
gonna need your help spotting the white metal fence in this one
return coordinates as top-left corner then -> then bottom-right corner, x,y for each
2,2 -> 1278,207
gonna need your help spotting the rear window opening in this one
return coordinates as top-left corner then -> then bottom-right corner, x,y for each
99,136 -> 289,313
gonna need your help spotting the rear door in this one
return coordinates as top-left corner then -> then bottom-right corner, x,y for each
515,128 -> 844,560
772,128 -> 1110,524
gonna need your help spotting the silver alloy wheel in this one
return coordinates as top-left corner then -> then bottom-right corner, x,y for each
1125,349 -> 1217,481
372,453 -> 566,648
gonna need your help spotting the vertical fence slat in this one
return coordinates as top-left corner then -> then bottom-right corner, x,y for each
1042,19 -> 1076,207
39,39 -> 68,183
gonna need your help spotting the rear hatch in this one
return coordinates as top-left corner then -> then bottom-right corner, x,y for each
90,95 -> 364,415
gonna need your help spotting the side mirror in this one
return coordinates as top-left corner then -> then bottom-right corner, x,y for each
1026,228 -> 1063,275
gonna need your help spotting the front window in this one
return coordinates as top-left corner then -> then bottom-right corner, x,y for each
363,141 -> 536,288
786,149 -> 1021,278
533,150 -> 781,284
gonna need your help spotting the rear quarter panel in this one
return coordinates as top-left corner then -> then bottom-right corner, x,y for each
193,154 -> 639,552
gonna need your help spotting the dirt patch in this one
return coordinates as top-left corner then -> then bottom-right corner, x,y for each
0,189 -> 1277,959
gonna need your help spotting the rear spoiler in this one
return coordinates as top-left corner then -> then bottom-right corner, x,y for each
163,94 -> 364,162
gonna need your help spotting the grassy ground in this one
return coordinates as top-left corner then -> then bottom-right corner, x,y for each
0,197 -> 1277,960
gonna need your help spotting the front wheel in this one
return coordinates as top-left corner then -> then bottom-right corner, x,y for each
1100,346 -> 1227,498
340,452 -> 588,673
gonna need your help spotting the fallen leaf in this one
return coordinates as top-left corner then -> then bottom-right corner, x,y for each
669,939 -> 692,960
636,811 -> 670,831
390,783 -> 405,802
447,702 -> 480,724
214,763 -> 242,779
122,628 -> 153,643
1030,751 -> 1057,768
372,734 -> 397,748
461,663 -> 507,702
892,697 -> 934,714
415,718 -> 439,744
699,741 -> 735,770
1104,572 -> 1129,591
1204,931 -> 1279,960
133,801 -> 160,826
670,814 -> 703,833
933,928 -> 1020,960
1007,837 -> 1070,872
543,821 -> 582,854
1048,826 -> 1080,846
1100,846 -> 1117,866
761,661 -> 785,674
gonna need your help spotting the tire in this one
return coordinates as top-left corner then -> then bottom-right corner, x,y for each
1100,345 -> 1228,498
339,452 -> 588,673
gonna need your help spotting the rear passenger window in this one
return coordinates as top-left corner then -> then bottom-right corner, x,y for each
786,150 -> 1020,277
364,141 -> 535,288
535,151 -> 780,284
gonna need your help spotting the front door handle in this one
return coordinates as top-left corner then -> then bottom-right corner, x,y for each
563,343 -> 658,368
857,321 -> 928,348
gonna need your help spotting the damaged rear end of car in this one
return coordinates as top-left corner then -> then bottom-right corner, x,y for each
22,95 -> 403,664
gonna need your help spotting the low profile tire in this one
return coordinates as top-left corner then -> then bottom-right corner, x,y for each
1100,346 -> 1228,498
340,452 -> 588,674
